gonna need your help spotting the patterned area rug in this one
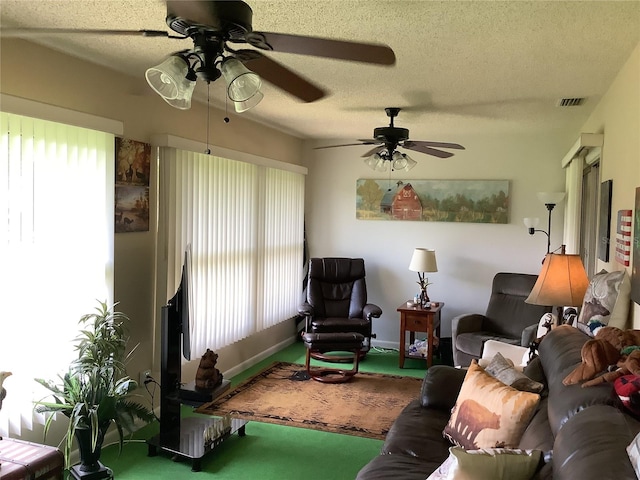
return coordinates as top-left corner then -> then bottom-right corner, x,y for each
195,361 -> 422,440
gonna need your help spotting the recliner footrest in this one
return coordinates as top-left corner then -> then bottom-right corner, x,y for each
302,332 -> 364,383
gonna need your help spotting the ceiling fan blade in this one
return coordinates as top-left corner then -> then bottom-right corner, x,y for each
361,146 -> 385,158
404,140 -> 465,150
401,143 -> 454,159
248,31 -> 396,65
237,50 -> 325,102
314,141 -> 380,150
0,28 -> 178,38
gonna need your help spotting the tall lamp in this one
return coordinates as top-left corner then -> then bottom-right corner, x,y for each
525,248 -> 589,326
409,248 -> 438,307
523,192 -> 566,254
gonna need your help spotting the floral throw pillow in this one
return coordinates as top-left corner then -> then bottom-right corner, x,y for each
443,361 -> 540,450
577,269 -> 631,336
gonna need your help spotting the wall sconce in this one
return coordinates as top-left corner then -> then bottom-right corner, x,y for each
523,192 -> 566,253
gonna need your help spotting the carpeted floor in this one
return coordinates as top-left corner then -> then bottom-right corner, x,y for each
195,361 -> 422,440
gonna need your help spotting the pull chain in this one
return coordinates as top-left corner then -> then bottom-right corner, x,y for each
205,82 -> 211,155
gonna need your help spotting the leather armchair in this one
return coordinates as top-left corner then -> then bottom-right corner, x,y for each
451,272 -> 551,367
298,257 -> 382,359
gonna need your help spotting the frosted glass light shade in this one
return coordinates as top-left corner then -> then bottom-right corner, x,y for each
221,58 -> 263,112
409,248 -> 438,273
523,217 -> 540,229
145,56 -> 190,100
525,253 -> 588,307
537,192 -> 566,206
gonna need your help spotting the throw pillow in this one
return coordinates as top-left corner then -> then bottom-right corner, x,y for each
627,431 -> 640,479
443,361 -> 540,450
614,375 -> 640,417
426,447 -> 542,480
485,352 -> 544,393
577,269 -> 631,336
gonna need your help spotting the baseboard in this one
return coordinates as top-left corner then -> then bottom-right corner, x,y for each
221,335 -> 298,379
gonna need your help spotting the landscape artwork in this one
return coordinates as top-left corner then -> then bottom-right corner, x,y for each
115,138 -> 151,233
356,179 -> 510,223
631,187 -> 640,305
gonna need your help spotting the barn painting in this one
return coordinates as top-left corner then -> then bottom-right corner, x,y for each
356,179 -> 510,223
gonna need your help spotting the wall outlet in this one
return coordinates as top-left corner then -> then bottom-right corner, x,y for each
139,370 -> 151,385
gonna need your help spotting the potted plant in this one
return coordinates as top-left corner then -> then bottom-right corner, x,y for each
34,300 -> 155,478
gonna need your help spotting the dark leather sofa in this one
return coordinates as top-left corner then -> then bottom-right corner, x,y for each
356,325 -> 640,479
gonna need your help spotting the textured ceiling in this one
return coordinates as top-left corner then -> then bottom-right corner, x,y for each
1,0 -> 639,144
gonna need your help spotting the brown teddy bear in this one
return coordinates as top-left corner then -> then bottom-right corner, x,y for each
563,326 -> 640,387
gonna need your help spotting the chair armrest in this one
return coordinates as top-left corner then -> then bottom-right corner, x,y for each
363,303 -> 382,319
521,323 -> 538,347
298,302 -> 313,317
451,313 -> 485,337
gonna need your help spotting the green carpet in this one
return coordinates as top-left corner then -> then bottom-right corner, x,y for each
99,342 -> 431,479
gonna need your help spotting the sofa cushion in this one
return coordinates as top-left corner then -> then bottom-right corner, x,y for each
485,352 -> 544,393
426,447 -> 542,480
576,269 -> 631,334
553,405 -> 640,480
443,361 -> 540,449
382,399 -> 452,461
420,365 -> 467,410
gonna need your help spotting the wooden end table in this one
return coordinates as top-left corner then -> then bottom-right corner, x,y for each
397,301 -> 444,368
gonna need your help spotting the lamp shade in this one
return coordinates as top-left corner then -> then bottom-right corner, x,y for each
220,58 -> 263,112
523,217 -> 540,229
537,192 -> 566,206
409,248 -> 438,273
525,253 -> 589,307
145,56 -> 190,101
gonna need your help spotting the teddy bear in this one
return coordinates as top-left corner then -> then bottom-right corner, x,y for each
563,326 -> 640,388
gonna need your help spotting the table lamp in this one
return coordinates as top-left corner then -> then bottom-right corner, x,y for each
409,248 -> 438,307
525,248 -> 589,325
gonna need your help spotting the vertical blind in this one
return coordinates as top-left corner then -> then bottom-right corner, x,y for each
0,112 -> 114,437
159,147 -> 305,357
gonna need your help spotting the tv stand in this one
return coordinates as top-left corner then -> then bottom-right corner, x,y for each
147,306 -> 244,471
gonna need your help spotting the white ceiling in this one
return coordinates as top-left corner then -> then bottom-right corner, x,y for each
1,0 -> 639,145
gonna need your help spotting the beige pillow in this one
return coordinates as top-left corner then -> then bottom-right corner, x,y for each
577,269 -> 631,334
443,361 -> 540,449
485,352 -> 544,393
426,447 -> 542,480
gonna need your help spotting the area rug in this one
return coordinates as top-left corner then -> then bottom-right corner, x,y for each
195,361 -> 422,440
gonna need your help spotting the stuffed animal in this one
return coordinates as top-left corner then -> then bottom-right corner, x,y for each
563,326 -> 640,387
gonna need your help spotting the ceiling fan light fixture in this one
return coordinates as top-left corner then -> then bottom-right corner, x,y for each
163,75 -> 197,110
394,153 -> 417,172
221,58 -> 263,112
145,55 -> 192,101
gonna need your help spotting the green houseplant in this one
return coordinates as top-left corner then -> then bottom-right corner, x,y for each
34,300 -> 155,477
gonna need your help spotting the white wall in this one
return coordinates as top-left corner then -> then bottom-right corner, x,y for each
579,42 -> 640,327
303,130 -> 569,342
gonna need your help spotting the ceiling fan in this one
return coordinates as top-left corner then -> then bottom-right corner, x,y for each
315,107 -> 465,172
1,0 -> 396,111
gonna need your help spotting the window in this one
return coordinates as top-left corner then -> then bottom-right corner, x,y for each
158,147 -> 305,356
0,112 -> 114,436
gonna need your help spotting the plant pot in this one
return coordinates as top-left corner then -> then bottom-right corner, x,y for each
71,424 -> 113,480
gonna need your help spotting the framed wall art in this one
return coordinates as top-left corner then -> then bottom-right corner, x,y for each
356,179 -> 510,223
598,179 -> 612,262
115,137 -> 151,233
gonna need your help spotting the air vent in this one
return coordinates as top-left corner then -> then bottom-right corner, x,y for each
556,97 -> 586,107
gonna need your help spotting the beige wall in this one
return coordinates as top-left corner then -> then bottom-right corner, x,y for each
0,39 -> 304,444
579,42 -> 640,327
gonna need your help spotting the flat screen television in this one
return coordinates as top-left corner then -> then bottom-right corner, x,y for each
159,244 -> 193,443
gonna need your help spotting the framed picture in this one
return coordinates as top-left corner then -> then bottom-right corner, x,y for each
631,187 -> 640,305
598,179 -> 612,262
356,179 -> 510,223
115,138 -> 151,233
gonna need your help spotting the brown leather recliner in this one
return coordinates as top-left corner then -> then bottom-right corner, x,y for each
451,272 -> 551,367
298,257 -> 382,360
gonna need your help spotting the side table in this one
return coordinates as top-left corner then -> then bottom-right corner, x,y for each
397,301 -> 444,368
